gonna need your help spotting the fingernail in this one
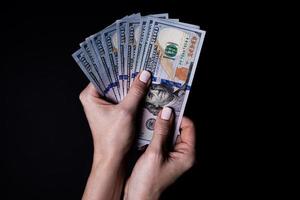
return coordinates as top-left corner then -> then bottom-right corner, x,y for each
161,107 -> 172,120
139,70 -> 151,83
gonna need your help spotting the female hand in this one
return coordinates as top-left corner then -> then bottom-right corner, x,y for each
80,70 -> 151,200
124,108 -> 196,200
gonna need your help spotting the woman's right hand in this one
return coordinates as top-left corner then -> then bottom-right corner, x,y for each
124,107 -> 196,200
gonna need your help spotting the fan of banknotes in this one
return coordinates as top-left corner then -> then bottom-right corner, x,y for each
72,13 -> 206,147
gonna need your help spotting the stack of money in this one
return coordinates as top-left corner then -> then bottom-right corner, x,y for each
72,13 -> 206,147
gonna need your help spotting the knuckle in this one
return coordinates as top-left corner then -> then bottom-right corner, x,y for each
79,91 -> 87,103
85,94 -> 95,103
79,91 -> 94,106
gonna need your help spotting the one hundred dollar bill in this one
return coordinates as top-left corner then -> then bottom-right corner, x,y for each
128,17 -> 142,86
90,32 -> 121,102
116,14 -> 139,97
72,49 -> 105,95
116,18 -> 129,97
148,13 -> 169,19
137,19 -> 206,146
139,17 -> 157,71
132,14 -> 169,82
140,17 -> 200,71
81,40 -> 119,102
72,13 -> 206,149
102,23 -> 123,99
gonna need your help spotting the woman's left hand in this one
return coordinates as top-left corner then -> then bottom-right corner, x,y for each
80,70 -> 151,200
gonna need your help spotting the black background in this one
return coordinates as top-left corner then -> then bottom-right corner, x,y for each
2,1 -> 218,199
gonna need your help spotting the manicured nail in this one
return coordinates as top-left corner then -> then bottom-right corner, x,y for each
139,70 -> 151,83
161,107 -> 172,120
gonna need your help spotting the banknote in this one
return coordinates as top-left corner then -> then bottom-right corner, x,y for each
102,23 -> 123,99
72,49 -> 104,95
116,14 -> 141,97
127,15 -> 142,88
116,18 -> 129,97
139,17 -> 157,71
90,32 -> 121,102
72,13 -> 206,148
137,14 -> 170,71
140,17 -> 200,71
148,13 -> 169,19
132,14 -> 169,83
121,13 -> 142,93
81,40 -> 118,102
136,19 -> 206,146
84,38 -> 119,102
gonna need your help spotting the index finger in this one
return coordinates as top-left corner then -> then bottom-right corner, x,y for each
84,83 -> 101,98
79,83 -> 111,106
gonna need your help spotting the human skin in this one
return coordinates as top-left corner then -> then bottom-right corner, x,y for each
80,70 -> 152,200
79,70 -> 196,200
123,113 -> 196,200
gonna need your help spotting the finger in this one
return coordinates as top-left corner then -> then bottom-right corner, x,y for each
120,70 -> 151,112
178,117 -> 196,148
148,107 -> 174,153
79,83 -> 110,105
84,83 -> 100,98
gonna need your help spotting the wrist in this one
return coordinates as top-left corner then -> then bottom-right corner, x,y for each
125,192 -> 161,200
92,153 -> 124,171
124,186 -> 161,200
93,146 -> 129,165
83,153 -> 125,200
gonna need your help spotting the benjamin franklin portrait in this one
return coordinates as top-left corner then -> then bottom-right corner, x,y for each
145,83 -> 185,116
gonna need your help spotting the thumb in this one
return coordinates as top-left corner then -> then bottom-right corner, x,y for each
148,107 -> 174,154
120,70 -> 151,112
